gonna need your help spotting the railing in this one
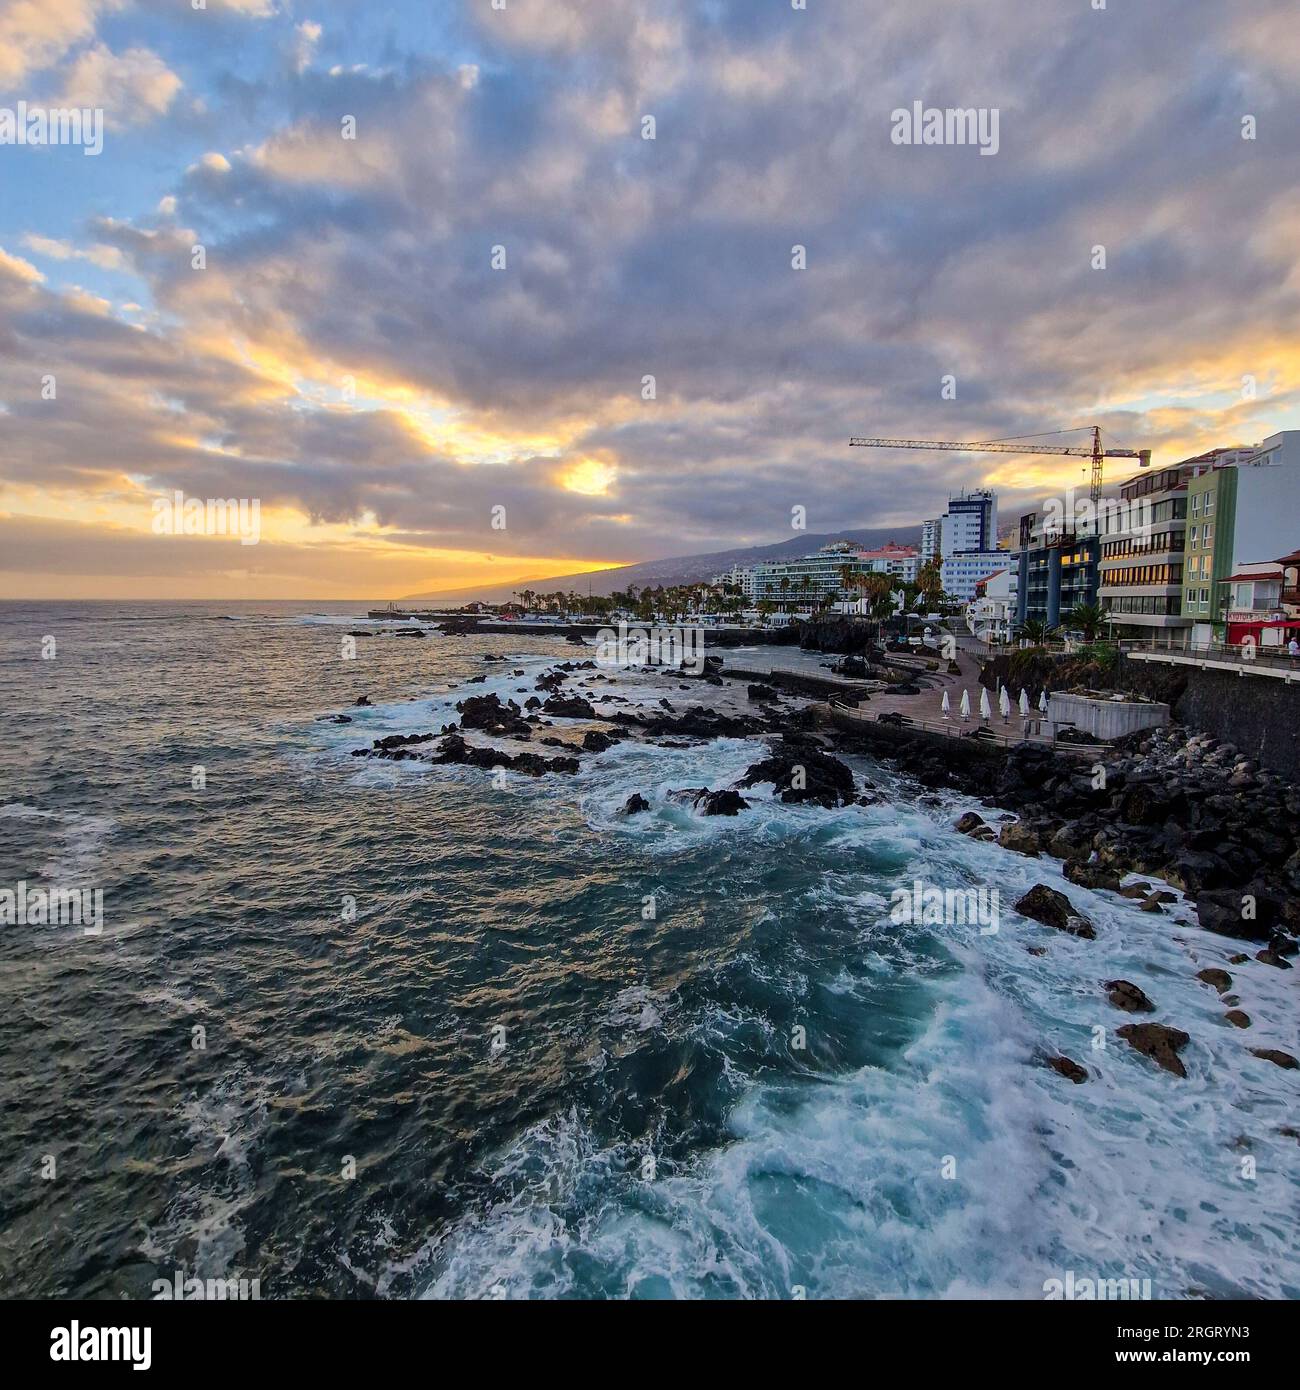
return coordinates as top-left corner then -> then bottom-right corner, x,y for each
1119,638 -> 1300,674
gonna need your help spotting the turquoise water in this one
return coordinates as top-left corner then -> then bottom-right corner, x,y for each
0,601 -> 1296,1299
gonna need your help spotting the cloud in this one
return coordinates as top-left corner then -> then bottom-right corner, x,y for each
57,42 -> 181,124
0,0 -> 120,89
22,233 -> 125,270
0,245 -> 46,284
4,0 -> 1300,598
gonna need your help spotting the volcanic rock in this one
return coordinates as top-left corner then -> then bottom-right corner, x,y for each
1251,1048 -> 1298,1069
737,742 -> 857,808
1105,980 -> 1155,1013
1046,1055 -> 1088,1083
1015,884 -> 1095,939
1117,1022 -> 1190,1077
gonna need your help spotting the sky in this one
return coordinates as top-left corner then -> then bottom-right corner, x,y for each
1,0 -> 1298,599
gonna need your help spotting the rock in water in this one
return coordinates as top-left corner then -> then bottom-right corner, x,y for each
456,693 -> 532,739
542,693 -> 599,719
622,793 -> 651,816
1014,884 -> 1095,939
1064,859 -> 1123,893
1251,1048 -> 1298,1069
1195,968 -> 1232,994
693,788 -> 749,817
1046,1055 -> 1088,1083
1105,980 -> 1155,1013
582,730 -> 620,753
998,821 -> 1041,857
1117,1023 -> 1190,1077
1224,1010 -> 1251,1029
737,742 -> 856,808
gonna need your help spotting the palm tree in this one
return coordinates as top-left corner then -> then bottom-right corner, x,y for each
862,573 -> 894,640
1065,602 -> 1104,641
1015,617 -> 1057,645
838,563 -> 858,611
917,559 -> 943,610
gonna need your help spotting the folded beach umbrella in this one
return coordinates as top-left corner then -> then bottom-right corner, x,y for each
979,688 -> 992,722
960,689 -> 971,721
999,687 -> 1010,722
1018,688 -> 1029,716
941,690 -> 951,719
1039,690 -> 1049,712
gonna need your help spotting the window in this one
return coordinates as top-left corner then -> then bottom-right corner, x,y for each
1189,525 -> 1199,547
1191,494 -> 1201,515
1204,523 -> 1213,546
1204,493 -> 1214,514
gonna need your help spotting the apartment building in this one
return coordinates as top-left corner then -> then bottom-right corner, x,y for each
966,567 -> 1017,642
942,547 -> 1011,602
1182,433 -> 1300,644
1014,508 -> 1102,630
749,540 -> 919,610
1096,459 -> 1198,641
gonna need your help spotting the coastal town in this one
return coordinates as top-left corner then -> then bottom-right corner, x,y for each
393,428 -> 1300,668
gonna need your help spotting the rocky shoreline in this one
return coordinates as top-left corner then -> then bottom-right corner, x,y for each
341,648 -> 1298,1080
826,717 -> 1300,1079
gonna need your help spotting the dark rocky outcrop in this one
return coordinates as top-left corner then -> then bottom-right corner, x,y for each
1105,980 -> 1155,1013
457,693 -> 532,739
1195,968 -> 1232,994
1014,884 -> 1095,939
542,693 -> 599,720
582,729 -> 622,753
737,740 -> 857,808
669,787 -> 749,816
998,821 -> 1041,856
1251,1048 -> 1298,1070
1224,1010 -> 1251,1029
1117,1022 -> 1190,1077
1046,1055 -> 1088,1083
431,733 -> 579,777
1064,859 -> 1123,893
827,720 -> 1300,960
622,793 -> 651,815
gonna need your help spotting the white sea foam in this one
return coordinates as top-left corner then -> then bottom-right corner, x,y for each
409,801 -> 1300,1300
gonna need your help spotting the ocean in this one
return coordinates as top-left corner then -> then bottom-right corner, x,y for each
1,600 -> 1296,1299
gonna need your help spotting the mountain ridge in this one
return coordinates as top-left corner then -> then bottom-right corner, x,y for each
403,525 -> 924,602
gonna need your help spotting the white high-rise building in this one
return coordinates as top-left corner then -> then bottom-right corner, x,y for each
939,489 -> 998,558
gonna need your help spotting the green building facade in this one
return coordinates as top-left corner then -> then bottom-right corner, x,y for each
1181,466 -> 1237,640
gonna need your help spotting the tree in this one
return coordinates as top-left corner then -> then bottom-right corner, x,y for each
917,559 -> 943,610
1065,602 -> 1105,641
1015,617 -> 1057,645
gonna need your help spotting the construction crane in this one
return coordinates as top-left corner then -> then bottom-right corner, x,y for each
849,426 -> 1150,504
